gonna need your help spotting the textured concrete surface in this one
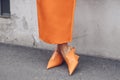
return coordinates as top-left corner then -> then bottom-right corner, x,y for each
0,43 -> 120,80
0,0 -> 38,47
1,0 -> 120,60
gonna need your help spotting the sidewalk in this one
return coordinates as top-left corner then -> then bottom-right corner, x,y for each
0,43 -> 120,80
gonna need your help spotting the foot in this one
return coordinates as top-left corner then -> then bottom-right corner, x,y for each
61,47 -> 80,75
47,50 -> 64,69
47,48 -> 79,69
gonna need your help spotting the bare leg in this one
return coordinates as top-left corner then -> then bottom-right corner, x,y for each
57,43 -> 71,58
57,43 -> 79,75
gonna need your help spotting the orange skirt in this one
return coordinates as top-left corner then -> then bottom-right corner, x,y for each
36,0 -> 76,44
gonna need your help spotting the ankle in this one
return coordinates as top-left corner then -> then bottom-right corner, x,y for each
57,43 -> 71,55
56,48 -> 61,54
60,46 -> 71,57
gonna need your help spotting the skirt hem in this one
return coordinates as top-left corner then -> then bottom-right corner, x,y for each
39,36 -> 72,44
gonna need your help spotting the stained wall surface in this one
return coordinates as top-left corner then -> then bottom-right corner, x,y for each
0,0 -> 120,60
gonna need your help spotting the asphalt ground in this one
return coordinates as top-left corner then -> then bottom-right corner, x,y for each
0,43 -> 120,80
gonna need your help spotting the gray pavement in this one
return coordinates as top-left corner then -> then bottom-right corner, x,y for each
0,43 -> 120,80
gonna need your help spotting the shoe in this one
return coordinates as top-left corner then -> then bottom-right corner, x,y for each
47,49 -> 79,69
64,47 -> 80,75
47,50 -> 63,69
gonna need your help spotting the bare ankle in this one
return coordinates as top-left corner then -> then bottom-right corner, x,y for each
57,43 -> 71,56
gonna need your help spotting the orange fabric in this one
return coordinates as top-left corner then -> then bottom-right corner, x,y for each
36,0 -> 76,44
47,50 -> 63,69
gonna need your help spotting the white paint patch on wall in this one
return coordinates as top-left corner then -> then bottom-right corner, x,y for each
0,0 -> 120,60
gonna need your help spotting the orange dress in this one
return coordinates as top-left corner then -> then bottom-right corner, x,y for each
36,0 -> 76,44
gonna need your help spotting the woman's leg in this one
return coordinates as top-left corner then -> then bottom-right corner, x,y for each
57,43 -> 70,57
47,43 -> 79,75
57,43 -> 79,75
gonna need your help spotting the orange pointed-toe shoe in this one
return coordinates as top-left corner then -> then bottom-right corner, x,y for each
47,50 -> 64,69
64,47 -> 80,75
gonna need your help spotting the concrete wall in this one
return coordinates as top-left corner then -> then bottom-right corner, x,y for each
0,0 -> 38,47
0,0 -> 120,60
73,0 -> 120,59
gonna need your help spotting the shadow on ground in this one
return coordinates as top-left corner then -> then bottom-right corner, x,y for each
0,43 -> 120,80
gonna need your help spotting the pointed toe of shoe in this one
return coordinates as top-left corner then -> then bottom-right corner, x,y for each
47,60 -> 56,69
68,60 -> 78,75
47,51 -> 63,69
64,47 -> 80,75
